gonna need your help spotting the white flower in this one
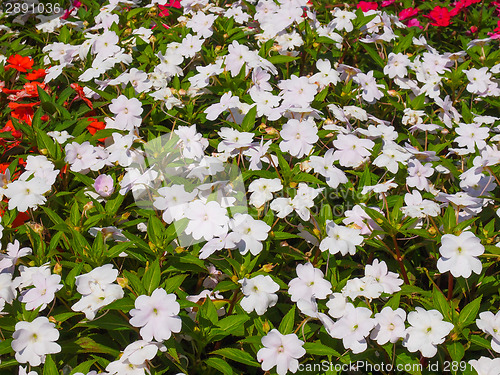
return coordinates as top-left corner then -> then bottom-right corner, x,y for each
331,9 -> 356,32
279,118 -> 318,158
319,221 -> 363,256
333,134 -> 374,168
129,288 -> 182,342
121,340 -> 166,365
248,178 -> 283,208
12,317 -> 61,366
403,307 -> 454,358
239,275 -> 279,315
437,231 -> 484,278
257,329 -> 306,375
326,293 -> 348,319
288,263 -> 332,302
464,67 -> 493,94
476,311 -> 500,353
184,200 -> 229,241
364,259 -> 403,295
108,95 -> 143,130
0,240 -> 32,274
370,307 -> 406,345
328,304 -> 375,354
308,149 -> 348,188
4,178 -> 50,212
469,357 -> 500,375
19,273 -> 62,311
72,264 -> 124,320
230,214 -> 271,256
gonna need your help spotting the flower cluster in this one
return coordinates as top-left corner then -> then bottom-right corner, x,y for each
0,0 -> 499,374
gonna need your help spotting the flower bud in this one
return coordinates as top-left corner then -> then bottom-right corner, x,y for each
53,262 -> 62,275
117,277 -> 128,288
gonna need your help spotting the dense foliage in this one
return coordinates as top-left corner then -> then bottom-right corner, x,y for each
0,0 -> 500,374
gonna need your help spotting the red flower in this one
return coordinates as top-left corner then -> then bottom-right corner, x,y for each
399,7 -> 419,21
357,1 -> 378,11
5,54 -> 34,73
8,102 -> 38,125
25,69 -> 47,81
23,81 -> 46,97
425,6 -> 451,27
70,83 -> 93,108
87,117 -> 106,141
381,0 -> 395,6
1,120 -> 22,138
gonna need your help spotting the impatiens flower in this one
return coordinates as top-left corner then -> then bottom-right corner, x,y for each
230,213 -> 271,255
239,275 -> 279,315
12,317 -> 61,366
248,178 -> 283,208
402,190 -> 440,218
108,95 -> 143,130
94,174 -> 114,198
331,9 -> 357,32
384,52 -> 410,78
464,67 -> 493,94
364,259 -> 403,295
129,288 -> 182,342
425,6 -> 451,27
257,329 -> 306,375
19,273 -> 62,311
121,340 -> 166,366
354,71 -> 384,103
288,262 -> 332,302
328,304 -> 375,353
72,264 -> 124,320
5,54 -> 33,72
185,200 -> 229,241
437,231 -> 484,278
370,307 -> 407,345
403,307 -> 454,357
333,134 -> 375,168
205,92 -> 241,121
279,118 -> 318,158
4,178 -> 51,212
455,122 -> 489,150
319,221 -> 363,256
0,240 -> 32,274
154,185 -> 197,224
469,357 -> 500,375
308,149 -> 348,188
407,159 -> 434,191
476,311 -> 500,353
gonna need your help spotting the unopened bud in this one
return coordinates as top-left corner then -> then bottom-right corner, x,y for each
48,316 -> 57,324
387,90 -> 399,97
53,262 -> 62,275
178,89 -> 186,96
313,228 -> 321,238
262,321 -> 270,333
175,246 -> 185,253
117,277 -> 128,288
289,182 -> 297,188
40,149 -> 48,155
264,127 -> 278,136
231,275 -> 239,283
261,263 -> 275,272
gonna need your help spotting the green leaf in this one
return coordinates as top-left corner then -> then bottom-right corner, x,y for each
432,287 -> 452,321
211,348 -> 260,367
267,55 -> 299,64
303,342 -> 341,357
205,357 -> 234,375
361,43 -> 384,68
142,260 -> 162,295
199,297 -> 219,325
458,296 -> 481,328
279,305 -> 296,334
241,105 -> 257,131
216,315 -> 249,333
470,334 -> 491,349
43,354 -> 58,375
446,342 -> 465,362
395,353 -> 422,375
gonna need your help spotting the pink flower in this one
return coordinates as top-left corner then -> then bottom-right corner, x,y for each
94,174 -> 114,198
381,0 -> 395,6
357,1 -> 378,11
407,18 -> 423,29
399,7 -> 419,21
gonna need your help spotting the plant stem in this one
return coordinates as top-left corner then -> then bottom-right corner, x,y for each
392,235 -> 410,285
